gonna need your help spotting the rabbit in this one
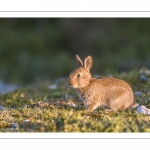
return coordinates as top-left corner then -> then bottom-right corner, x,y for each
68,55 -> 137,112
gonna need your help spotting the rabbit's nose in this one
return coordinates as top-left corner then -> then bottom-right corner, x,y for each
68,79 -> 72,86
68,81 -> 71,86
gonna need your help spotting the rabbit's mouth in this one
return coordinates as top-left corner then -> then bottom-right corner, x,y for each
69,83 -> 82,89
68,82 -> 72,86
68,80 -> 73,87
68,80 -> 78,88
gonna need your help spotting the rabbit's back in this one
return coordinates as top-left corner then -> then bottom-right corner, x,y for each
77,77 -> 134,111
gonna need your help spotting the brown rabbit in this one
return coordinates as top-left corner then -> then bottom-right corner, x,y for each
68,55 -> 135,112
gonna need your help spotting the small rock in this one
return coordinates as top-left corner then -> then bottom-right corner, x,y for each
140,69 -> 150,75
137,106 -> 150,115
48,84 -> 57,90
145,70 -> 150,75
0,80 -> 18,94
69,103 -> 77,108
84,115 -> 90,119
10,123 -> 19,131
23,119 -> 30,122
0,105 -> 3,110
134,91 -> 144,96
0,105 -> 8,111
140,74 -> 148,82
67,101 -> 78,108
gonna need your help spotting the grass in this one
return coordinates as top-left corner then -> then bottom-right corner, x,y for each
1,69 -> 150,132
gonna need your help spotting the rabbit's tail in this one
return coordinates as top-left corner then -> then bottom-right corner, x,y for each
130,102 -> 140,109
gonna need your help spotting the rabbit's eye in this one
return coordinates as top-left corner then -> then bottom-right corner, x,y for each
77,74 -> 81,77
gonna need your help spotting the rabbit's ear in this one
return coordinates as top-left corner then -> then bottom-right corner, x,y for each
76,55 -> 83,67
84,56 -> 93,71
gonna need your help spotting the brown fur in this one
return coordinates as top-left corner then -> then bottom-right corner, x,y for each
68,55 -> 134,112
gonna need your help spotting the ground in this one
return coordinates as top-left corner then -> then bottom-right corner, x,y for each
0,69 -> 150,132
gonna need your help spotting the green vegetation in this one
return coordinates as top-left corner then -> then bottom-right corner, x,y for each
1,19 -> 150,83
1,69 -> 150,132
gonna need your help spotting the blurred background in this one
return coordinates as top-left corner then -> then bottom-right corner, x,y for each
0,18 -> 150,84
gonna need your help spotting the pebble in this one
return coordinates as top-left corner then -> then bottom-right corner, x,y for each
69,103 -> 77,108
10,123 -> 19,131
48,84 -> 57,90
140,74 -> 148,82
140,69 -> 150,75
0,80 -> 18,94
0,105 -> 8,111
23,119 -> 30,122
84,115 -> 90,119
0,105 -> 3,110
145,70 -> 150,75
134,91 -> 144,96
137,106 -> 150,115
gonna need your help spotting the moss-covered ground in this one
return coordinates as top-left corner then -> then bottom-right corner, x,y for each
1,69 -> 150,132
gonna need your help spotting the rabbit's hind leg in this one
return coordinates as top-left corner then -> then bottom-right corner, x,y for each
87,104 -> 98,112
